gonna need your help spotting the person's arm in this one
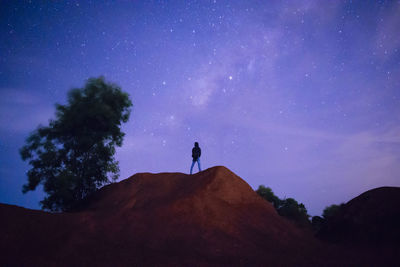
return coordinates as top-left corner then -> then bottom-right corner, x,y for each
199,148 -> 201,157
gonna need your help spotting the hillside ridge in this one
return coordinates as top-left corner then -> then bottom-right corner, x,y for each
0,166 -> 313,266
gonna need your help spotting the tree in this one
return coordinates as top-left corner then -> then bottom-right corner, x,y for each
311,216 -> 325,232
322,204 -> 343,219
278,198 -> 310,226
256,185 -> 281,209
20,77 -> 132,211
311,204 -> 345,233
256,185 -> 311,227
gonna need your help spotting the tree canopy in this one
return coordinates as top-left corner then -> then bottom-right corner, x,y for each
278,198 -> 310,226
322,204 -> 343,219
20,77 -> 132,211
255,185 -> 281,209
256,185 -> 310,227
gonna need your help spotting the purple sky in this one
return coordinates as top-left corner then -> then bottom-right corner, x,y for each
1,0 -> 400,215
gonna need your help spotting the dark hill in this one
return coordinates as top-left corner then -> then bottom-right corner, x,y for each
318,186 -> 400,244
0,166 -> 317,266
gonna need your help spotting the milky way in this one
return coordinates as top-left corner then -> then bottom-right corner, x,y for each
1,1 -> 400,215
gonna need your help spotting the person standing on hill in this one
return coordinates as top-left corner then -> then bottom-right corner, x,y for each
190,142 -> 202,174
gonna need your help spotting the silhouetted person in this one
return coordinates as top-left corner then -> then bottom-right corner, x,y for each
190,142 -> 201,174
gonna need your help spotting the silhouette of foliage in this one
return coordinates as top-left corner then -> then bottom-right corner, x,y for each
311,215 -> 324,232
20,77 -> 132,211
256,185 -> 310,226
278,198 -> 310,227
255,185 -> 281,209
311,204 -> 345,233
322,204 -> 343,219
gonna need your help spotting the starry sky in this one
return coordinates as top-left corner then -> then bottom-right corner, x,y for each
1,0 -> 400,215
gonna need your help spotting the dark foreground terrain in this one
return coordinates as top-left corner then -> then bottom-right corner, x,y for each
1,166 -> 399,266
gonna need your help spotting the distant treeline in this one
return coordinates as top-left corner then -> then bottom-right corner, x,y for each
256,185 -> 343,231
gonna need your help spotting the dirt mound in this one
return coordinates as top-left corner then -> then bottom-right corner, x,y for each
0,166 -> 317,266
318,186 -> 400,244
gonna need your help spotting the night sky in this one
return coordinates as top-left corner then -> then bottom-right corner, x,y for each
1,1 -> 400,215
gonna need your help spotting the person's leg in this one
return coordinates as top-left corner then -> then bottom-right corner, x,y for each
190,160 -> 195,174
197,158 -> 201,172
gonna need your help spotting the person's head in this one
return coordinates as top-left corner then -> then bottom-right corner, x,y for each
194,142 -> 199,147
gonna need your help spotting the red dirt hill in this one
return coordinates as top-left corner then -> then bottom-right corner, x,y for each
318,186 -> 400,244
0,166 -> 317,266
